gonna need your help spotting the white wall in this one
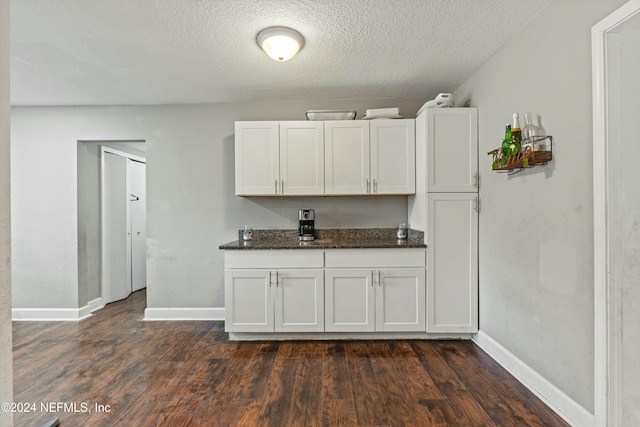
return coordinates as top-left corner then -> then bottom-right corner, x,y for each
11,98 -> 423,311
0,0 -> 13,423
615,29 -> 640,426
77,141 -> 101,305
453,0 -> 627,414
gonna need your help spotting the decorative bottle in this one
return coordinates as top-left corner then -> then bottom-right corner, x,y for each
534,115 -> 547,151
522,112 -> 539,139
501,124 -> 512,164
536,115 -> 546,136
510,113 -> 522,156
522,112 -> 539,151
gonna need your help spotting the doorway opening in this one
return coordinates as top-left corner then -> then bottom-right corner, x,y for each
77,140 -> 147,311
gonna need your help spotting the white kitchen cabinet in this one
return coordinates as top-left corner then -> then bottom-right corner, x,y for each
324,269 -> 375,332
409,107 -> 479,334
279,121 -> 325,195
376,268 -> 426,332
324,120 -> 370,195
234,121 -> 279,195
224,251 -> 324,333
234,121 -> 324,196
324,249 -> 426,332
370,119 -> 416,194
325,119 -> 415,195
275,269 -> 324,332
225,268 -> 273,332
426,193 -> 478,333
424,108 -> 478,193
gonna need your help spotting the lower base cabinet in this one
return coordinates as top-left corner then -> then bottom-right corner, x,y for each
325,268 -> 426,332
224,249 -> 427,335
225,268 -> 324,333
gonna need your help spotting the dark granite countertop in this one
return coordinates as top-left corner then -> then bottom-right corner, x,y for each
219,228 -> 426,250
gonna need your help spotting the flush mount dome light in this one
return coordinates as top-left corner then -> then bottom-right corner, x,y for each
256,26 -> 305,62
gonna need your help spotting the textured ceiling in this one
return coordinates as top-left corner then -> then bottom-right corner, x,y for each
10,0 -> 551,106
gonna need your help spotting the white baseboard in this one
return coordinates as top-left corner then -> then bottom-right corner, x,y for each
144,307 -> 225,321
473,331 -> 594,427
86,297 -> 104,313
12,297 -> 104,321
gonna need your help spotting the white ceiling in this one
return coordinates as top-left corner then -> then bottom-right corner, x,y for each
10,0 -> 551,106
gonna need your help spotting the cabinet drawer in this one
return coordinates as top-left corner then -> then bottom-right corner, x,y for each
225,250 -> 324,269
325,249 -> 425,268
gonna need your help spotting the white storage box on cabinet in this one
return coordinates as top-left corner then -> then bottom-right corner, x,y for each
224,250 -> 324,333
426,193 -> 478,333
234,121 -> 324,196
324,249 -> 426,332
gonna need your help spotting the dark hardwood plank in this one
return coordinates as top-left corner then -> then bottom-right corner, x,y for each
12,290 -> 570,427
368,342 -> 436,426
322,342 -> 353,400
345,342 -> 391,426
286,342 -> 324,426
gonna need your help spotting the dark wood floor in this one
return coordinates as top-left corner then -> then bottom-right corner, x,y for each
13,290 -> 569,426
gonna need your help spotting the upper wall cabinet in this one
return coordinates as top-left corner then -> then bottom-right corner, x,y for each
280,121 -> 325,195
236,119 -> 415,196
371,119 -> 416,195
325,119 -> 415,195
235,121 -> 324,196
324,121 -> 370,195
424,108 -> 478,193
235,121 -> 279,195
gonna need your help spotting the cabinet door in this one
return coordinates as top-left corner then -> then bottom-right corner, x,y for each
235,122 -> 280,195
376,268 -> 426,332
274,269 -> 324,332
325,121 -> 370,195
370,119 -> 416,195
280,122 -> 325,195
225,269 -> 273,332
426,193 -> 478,333
426,108 -> 478,193
325,269 -> 375,332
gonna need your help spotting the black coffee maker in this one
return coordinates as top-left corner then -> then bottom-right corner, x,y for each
298,209 -> 315,241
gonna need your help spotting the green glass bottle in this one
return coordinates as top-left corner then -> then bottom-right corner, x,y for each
501,124 -> 511,164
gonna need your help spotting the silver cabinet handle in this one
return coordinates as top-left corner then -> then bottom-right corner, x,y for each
281,180 -> 284,194
366,179 -> 370,193
274,180 -> 278,194
378,270 -> 381,286
373,179 -> 378,193
275,271 -> 279,287
371,270 -> 374,286
269,271 -> 272,287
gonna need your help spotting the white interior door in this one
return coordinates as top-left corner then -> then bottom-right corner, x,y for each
102,152 -> 129,304
128,159 -> 146,292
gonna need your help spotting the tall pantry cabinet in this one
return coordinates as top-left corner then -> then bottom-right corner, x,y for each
409,108 -> 479,333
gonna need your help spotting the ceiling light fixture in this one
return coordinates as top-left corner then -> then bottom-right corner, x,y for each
256,26 -> 304,62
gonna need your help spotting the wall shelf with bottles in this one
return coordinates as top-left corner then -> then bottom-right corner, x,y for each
488,136 -> 553,175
